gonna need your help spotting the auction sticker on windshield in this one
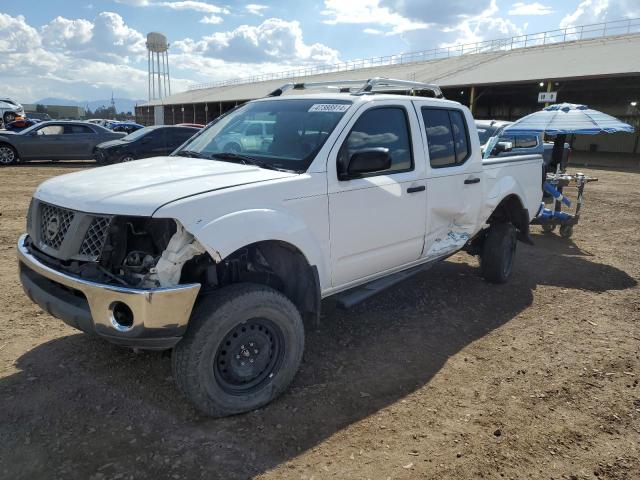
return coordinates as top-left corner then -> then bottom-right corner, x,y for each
308,104 -> 351,113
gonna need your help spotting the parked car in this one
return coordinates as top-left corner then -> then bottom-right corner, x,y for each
0,98 -> 25,126
476,120 -> 570,167
0,121 -> 125,165
212,119 -> 275,152
94,125 -> 200,164
5,118 -> 41,132
17,79 -> 543,416
25,112 -> 52,122
110,122 -> 144,135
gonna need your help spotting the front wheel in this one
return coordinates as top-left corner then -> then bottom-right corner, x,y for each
480,223 -> 517,284
172,284 -> 304,417
120,155 -> 135,163
541,224 -> 556,233
559,224 -> 573,239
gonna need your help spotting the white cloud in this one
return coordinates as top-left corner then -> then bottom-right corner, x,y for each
560,0 -> 640,27
321,0 -> 429,35
200,18 -> 340,64
508,2 -> 554,16
363,28 -> 384,34
440,1 -> 523,47
158,1 -> 228,14
246,4 -> 268,16
0,13 -> 41,53
41,16 -> 93,49
200,14 -> 223,24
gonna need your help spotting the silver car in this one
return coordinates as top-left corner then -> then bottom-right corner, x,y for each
0,121 -> 126,165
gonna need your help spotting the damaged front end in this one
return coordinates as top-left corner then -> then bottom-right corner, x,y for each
18,200 -> 210,349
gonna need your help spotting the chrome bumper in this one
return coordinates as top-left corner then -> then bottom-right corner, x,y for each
17,234 -> 201,349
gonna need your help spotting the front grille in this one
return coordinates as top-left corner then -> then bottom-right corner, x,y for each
39,203 -> 74,250
79,216 -> 112,260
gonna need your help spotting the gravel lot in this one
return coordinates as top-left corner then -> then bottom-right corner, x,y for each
0,162 -> 638,480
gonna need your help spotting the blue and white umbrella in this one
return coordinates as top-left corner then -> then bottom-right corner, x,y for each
504,103 -> 634,135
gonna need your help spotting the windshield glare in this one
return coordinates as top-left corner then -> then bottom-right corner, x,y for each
175,99 -> 352,172
476,125 -> 500,145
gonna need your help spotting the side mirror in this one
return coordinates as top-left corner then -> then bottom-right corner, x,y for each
339,148 -> 391,180
492,141 -> 513,155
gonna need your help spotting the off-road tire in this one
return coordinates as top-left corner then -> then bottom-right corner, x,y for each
480,223 -> 517,284
172,283 -> 304,417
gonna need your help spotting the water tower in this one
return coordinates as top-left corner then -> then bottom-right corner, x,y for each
146,32 -> 171,101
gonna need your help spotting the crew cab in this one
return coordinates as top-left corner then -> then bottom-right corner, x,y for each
17,79 -> 543,417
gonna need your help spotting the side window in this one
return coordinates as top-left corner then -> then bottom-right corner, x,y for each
64,125 -> 94,134
339,107 -> 413,176
515,135 -> 538,148
37,125 -> 64,135
421,108 -> 470,168
499,135 -> 515,145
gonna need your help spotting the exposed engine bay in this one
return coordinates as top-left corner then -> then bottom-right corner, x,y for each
26,215 -> 291,293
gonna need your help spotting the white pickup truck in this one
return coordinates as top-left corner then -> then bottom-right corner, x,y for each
18,79 -> 543,417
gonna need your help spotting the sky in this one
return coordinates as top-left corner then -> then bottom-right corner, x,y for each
1,0 -> 639,103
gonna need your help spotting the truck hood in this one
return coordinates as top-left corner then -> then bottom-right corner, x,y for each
34,156 -> 297,216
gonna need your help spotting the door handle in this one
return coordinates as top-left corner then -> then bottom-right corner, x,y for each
464,177 -> 480,185
407,185 -> 426,193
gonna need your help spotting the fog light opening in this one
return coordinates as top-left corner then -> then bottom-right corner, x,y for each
110,302 -> 134,331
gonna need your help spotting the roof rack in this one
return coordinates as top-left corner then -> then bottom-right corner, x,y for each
267,77 -> 443,99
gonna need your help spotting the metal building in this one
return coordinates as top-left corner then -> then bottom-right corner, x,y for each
136,19 -> 640,165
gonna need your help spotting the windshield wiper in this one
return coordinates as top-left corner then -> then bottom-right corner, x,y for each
172,150 -> 209,159
211,152 -> 263,166
211,152 -> 290,172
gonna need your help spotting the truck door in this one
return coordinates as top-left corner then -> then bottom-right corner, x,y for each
415,103 -> 483,259
327,101 -> 427,287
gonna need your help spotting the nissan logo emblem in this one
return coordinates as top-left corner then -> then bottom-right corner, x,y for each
45,215 -> 61,240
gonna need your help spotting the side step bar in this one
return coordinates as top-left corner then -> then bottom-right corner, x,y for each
334,263 -> 432,309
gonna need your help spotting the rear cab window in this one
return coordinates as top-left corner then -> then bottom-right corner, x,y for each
421,107 -> 470,168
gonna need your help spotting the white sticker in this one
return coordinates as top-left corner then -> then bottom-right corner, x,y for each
308,104 -> 350,113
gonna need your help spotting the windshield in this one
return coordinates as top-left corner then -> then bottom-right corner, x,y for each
476,125 -> 500,145
174,98 -> 352,172
122,126 -> 158,141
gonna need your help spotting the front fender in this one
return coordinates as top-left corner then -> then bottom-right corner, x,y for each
185,208 -> 330,289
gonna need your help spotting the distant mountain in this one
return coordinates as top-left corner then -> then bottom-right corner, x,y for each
31,97 -> 145,114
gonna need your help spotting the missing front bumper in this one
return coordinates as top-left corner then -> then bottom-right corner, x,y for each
17,234 -> 201,350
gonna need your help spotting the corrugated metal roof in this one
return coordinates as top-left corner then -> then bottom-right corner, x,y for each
142,33 -> 640,107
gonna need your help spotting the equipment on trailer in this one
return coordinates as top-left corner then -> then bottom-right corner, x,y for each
503,103 -> 633,238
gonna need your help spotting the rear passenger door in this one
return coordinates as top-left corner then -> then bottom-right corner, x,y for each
327,101 -> 427,287
62,124 -> 97,158
415,103 -> 483,259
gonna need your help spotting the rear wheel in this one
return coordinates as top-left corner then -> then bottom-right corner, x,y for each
480,223 -> 517,284
541,224 -> 556,233
172,283 -> 304,417
120,155 -> 135,163
0,144 -> 17,166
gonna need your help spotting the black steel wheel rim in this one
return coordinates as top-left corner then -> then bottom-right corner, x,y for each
213,318 -> 285,395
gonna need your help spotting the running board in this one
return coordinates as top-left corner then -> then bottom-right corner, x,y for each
334,264 -> 431,309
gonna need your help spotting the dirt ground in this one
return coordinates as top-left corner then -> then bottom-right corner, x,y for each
0,162 -> 638,480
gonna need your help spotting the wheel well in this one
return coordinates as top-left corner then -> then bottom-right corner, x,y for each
188,240 -> 321,324
467,195 -> 532,254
